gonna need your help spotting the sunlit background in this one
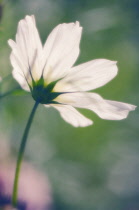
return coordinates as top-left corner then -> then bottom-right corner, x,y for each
0,0 -> 138,209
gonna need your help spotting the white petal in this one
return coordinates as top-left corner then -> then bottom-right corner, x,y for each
8,40 -> 28,75
42,22 -> 82,83
8,15 -> 43,85
55,92 -> 136,120
10,53 -> 30,91
12,70 -> 30,91
49,104 -> 93,127
54,59 -> 118,92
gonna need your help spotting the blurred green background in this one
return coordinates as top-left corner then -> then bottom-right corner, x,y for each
0,0 -> 138,209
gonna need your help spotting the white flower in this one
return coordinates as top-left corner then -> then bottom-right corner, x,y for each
8,15 -> 136,127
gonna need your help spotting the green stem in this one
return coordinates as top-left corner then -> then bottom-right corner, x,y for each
0,87 -> 21,99
12,101 -> 39,207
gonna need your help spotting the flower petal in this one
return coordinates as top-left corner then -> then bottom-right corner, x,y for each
49,104 -> 93,127
8,15 -> 43,85
55,92 -> 136,120
10,53 -> 30,91
54,59 -> 118,92
12,70 -> 30,92
42,22 -> 82,83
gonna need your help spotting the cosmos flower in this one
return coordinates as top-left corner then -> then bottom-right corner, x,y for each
8,15 -> 136,127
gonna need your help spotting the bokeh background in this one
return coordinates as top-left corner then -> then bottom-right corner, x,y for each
0,0 -> 138,209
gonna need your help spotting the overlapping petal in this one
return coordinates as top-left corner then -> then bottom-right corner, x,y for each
50,104 -> 93,127
54,59 -> 118,92
55,92 -> 136,120
8,15 -> 43,89
9,53 -> 30,91
42,22 -> 82,83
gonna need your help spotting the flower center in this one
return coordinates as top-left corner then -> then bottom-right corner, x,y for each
31,77 -> 62,104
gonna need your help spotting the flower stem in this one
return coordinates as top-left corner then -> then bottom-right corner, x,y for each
12,101 -> 39,207
0,87 -> 21,99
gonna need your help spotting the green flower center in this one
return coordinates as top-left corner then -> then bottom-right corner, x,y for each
31,77 -> 62,104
